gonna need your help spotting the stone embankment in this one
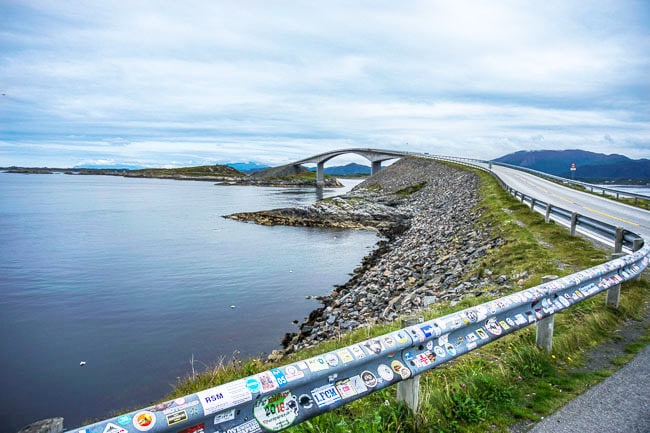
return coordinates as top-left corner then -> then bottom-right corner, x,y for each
226,157 -> 507,357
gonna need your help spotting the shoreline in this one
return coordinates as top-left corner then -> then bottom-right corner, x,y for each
226,156 -> 507,359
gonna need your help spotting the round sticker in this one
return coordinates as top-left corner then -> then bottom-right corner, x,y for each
361,370 -> 377,388
254,391 -> 299,432
377,364 -> 394,382
133,411 -> 156,432
434,346 -> 446,358
391,360 -> 411,379
395,331 -> 409,344
246,377 -> 261,393
383,335 -> 395,348
485,318 -> 502,336
324,353 -> 339,367
444,342 -> 456,356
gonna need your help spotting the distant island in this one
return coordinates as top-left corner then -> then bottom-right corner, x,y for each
493,149 -> 650,184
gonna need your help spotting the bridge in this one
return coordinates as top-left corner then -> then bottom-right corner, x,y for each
290,148 -> 409,186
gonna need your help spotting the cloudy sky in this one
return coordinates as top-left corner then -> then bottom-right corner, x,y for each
1,0 -> 649,168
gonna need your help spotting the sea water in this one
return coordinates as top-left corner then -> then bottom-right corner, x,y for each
0,173 -> 377,431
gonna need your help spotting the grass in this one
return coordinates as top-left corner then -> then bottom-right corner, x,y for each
163,164 -> 650,432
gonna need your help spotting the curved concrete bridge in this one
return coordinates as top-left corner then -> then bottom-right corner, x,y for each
291,148 -> 409,186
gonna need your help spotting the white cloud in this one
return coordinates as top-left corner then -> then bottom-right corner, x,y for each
0,0 -> 648,167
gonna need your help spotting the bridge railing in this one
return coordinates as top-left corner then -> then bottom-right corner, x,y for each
65,155 -> 649,433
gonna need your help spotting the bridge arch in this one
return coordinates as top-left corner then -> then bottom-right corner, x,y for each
291,148 -> 409,186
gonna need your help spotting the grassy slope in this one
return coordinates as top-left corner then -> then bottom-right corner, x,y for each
163,165 -> 650,433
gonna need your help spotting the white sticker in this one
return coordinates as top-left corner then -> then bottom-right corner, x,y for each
103,424 -> 127,433
284,364 -> 305,382
214,409 -> 236,425
377,364 -> 394,381
253,391 -> 299,432
132,411 -> 156,432
311,383 -> 342,407
335,378 -> 358,399
306,356 -> 329,372
197,379 -> 252,416
225,419 -> 262,433
350,375 -> 368,394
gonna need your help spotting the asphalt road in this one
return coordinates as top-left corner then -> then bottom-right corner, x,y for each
528,345 -> 650,433
489,164 -> 650,240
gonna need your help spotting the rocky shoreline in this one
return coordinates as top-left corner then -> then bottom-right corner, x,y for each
226,156 -> 507,359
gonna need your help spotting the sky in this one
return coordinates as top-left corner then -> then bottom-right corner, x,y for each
1,0 -> 649,168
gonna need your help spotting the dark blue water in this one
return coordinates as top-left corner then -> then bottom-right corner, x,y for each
0,174 -> 377,431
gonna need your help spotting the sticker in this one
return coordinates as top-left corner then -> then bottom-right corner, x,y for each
311,384 -> 342,408
324,353 -> 339,367
103,423 -> 128,433
162,400 -> 198,415
485,318 -> 502,336
197,380 -> 252,416
476,328 -> 489,340
335,378 -> 358,399
499,320 -> 510,330
117,415 -> 131,426
514,314 -> 527,325
166,410 -> 187,426
133,411 -> 156,432
463,309 -> 478,323
245,377 -> 261,393
395,331 -> 409,344
361,370 -> 377,388
404,351 -> 414,361
377,364 -> 395,381
475,306 -> 488,320
444,342 -> 456,356
253,391 -> 299,431
391,360 -> 411,379
414,352 -> 432,368
214,410 -> 236,425
284,364 -> 305,382
465,332 -> 478,343
426,340 -> 434,351
363,338 -> 384,355
225,419 -> 262,433
447,316 -> 462,329
456,336 -> 464,346
438,334 -> 449,345
336,349 -> 354,363
506,318 -> 515,327
271,368 -> 288,387
350,375 -> 368,394
408,326 -> 426,342
257,371 -> 279,393
420,324 -> 434,338
434,346 -> 446,358
383,335 -> 396,348
306,356 -> 329,372
350,345 -> 366,359
298,394 -> 313,409
178,424 -> 205,433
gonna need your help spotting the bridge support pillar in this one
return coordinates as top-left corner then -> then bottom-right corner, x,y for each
316,162 -> 325,187
371,160 -> 382,175
536,275 -> 558,353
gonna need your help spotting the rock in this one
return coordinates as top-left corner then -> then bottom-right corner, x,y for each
267,350 -> 284,363
16,418 -> 63,433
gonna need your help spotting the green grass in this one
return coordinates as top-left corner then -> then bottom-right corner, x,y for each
163,164 -> 650,432
396,181 -> 427,196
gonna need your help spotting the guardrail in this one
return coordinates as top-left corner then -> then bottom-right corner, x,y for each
64,155 -> 649,433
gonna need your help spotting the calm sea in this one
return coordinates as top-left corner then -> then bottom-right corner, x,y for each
0,174 -> 378,431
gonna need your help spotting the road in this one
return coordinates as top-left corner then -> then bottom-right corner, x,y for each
488,164 -> 650,240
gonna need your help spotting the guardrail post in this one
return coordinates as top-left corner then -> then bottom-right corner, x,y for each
530,198 -> 536,211
614,227 -> 624,253
536,275 -> 558,352
570,213 -> 578,236
606,253 -> 627,308
397,316 -> 423,413
544,203 -> 552,223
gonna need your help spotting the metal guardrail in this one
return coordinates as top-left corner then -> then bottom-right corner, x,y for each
65,155 -> 649,433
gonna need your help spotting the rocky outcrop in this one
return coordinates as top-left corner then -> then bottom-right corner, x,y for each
219,163 -> 344,187
227,156 -> 507,356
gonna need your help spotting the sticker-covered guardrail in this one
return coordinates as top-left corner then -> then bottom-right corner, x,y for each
66,154 -> 649,433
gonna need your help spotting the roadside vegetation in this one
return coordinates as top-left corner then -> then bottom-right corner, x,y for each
165,165 -> 650,432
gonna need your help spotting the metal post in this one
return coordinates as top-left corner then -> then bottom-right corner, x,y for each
530,198 -> 536,212
614,227 -> 624,253
536,275 -> 558,352
606,253 -> 626,308
397,317 -> 423,413
545,203 -> 552,223
570,212 -> 578,236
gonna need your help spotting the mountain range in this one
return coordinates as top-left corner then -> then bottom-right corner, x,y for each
493,150 -> 650,183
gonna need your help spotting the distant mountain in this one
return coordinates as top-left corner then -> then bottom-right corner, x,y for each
493,150 -> 650,182
225,162 -> 270,173
308,163 -> 371,175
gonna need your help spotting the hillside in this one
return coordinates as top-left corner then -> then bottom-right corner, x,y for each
493,149 -> 650,183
